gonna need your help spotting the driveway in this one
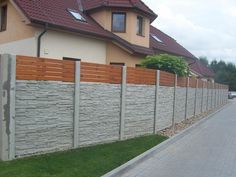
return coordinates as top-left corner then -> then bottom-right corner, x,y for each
121,100 -> 236,177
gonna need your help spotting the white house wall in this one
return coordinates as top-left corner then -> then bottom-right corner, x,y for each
0,38 -> 37,56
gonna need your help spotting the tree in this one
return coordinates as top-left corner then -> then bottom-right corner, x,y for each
210,60 -> 236,91
141,54 -> 189,76
199,56 -> 209,66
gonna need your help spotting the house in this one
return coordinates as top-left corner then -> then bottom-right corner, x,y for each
150,26 -> 215,80
0,0 -> 214,79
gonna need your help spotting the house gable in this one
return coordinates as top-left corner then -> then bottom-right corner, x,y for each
90,8 -> 150,48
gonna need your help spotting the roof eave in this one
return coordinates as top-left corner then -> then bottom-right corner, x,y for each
152,47 -> 196,60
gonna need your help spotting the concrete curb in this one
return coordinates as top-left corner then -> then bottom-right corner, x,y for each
102,102 -> 231,177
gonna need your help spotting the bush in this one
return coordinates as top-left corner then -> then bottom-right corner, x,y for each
141,54 -> 189,76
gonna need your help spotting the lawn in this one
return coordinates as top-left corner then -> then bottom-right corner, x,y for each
0,135 -> 167,177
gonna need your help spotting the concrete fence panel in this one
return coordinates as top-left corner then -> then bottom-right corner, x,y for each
124,84 -> 155,139
15,81 -> 74,157
187,88 -> 196,118
202,87 -> 208,113
156,86 -> 174,131
79,83 -> 121,146
175,87 -> 187,123
195,87 -> 202,115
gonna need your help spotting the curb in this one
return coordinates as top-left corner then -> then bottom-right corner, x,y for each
102,102 -> 231,177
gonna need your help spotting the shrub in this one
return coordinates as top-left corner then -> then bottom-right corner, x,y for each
141,54 -> 189,76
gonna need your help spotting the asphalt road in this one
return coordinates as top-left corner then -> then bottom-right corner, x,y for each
121,100 -> 236,177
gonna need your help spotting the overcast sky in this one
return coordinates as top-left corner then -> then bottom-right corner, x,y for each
143,0 -> 236,64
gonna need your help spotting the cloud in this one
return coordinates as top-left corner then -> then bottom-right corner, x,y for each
143,0 -> 236,64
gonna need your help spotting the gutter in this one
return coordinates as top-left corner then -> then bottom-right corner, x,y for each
37,23 -> 48,57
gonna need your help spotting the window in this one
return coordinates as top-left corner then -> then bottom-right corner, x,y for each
136,16 -> 144,36
68,9 -> 86,22
0,5 -> 7,32
112,12 -> 126,32
135,64 -> 142,68
63,57 -> 81,62
110,62 -> 125,66
151,34 -> 163,43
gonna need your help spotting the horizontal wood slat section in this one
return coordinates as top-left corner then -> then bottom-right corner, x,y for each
160,71 -> 175,87
198,80 -> 203,88
203,81 -> 207,88
189,78 -> 197,88
16,56 -> 75,82
81,62 -> 122,84
177,77 -> 187,87
127,67 -> 156,85
16,56 -> 229,88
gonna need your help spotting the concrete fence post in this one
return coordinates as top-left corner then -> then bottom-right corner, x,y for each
194,79 -> 198,117
211,83 -> 215,109
119,66 -> 126,140
73,61 -> 81,148
221,86 -> 223,105
214,84 -> 217,108
201,81 -> 204,113
215,85 -> 216,107
219,86 -> 220,106
217,85 -> 219,107
184,77 -> 189,121
172,74 -> 177,129
154,70 -> 160,134
220,86 -> 221,106
0,54 -> 16,161
206,83 -> 209,111
218,86 -> 220,106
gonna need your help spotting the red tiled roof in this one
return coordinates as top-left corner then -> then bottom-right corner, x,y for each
13,0 -> 113,38
150,26 -> 214,77
13,0 -> 152,56
188,59 -> 215,78
150,26 -> 197,59
82,0 -> 157,22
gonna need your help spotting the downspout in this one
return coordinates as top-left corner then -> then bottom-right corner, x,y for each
37,24 -> 48,57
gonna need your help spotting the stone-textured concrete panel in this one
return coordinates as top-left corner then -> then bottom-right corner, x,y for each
15,81 -> 74,157
124,84 -> 155,139
195,88 -> 202,115
156,86 -> 174,131
202,88 -> 208,112
12,78 -> 229,159
79,83 -> 121,146
175,87 -> 186,123
187,88 -> 195,118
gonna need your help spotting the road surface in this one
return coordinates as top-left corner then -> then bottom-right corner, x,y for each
121,100 -> 236,177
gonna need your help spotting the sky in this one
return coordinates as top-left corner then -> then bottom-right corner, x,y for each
142,0 -> 236,64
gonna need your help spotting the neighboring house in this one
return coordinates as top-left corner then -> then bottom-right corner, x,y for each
0,0 -> 214,79
150,26 -> 215,80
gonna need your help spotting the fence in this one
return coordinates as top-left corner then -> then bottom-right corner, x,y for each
0,54 -> 229,161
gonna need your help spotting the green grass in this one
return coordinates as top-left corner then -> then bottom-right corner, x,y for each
0,135 -> 167,177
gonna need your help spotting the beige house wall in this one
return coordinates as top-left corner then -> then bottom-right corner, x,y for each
0,0 -> 35,45
91,9 -> 150,48
40,30 -> 107,63
106,42 -> 144,67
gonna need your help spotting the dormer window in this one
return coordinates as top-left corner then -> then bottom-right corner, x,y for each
0,4 -> 7,32
112,12 -> 126,33
68,9 -> 86,22
151,34 -> 163,43
137,16 -> 144,36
